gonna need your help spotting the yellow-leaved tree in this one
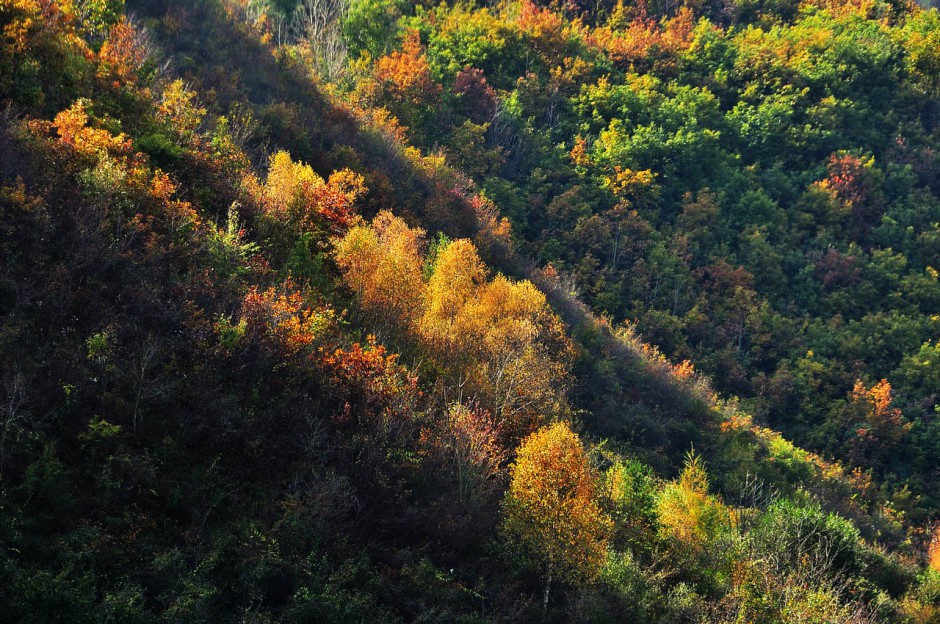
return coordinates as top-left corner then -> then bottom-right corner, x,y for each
261,150 -> 363,233
656,450 -> 733,582
502,421 -> 610,613
334,211 -> 426,337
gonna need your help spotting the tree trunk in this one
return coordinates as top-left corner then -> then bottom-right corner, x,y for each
542,571 -> 552,619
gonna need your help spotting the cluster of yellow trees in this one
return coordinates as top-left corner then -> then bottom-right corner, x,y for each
334,211 -> 572,440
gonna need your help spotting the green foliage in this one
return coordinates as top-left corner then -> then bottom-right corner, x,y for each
76,0 -> 126,34
342,0 -> 406,59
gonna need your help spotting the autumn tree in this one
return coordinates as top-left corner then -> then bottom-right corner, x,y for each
424,402 -> 505,511
502,421 -> 611,612
452,66 -> 497,124
371,29 -> 442,141
656,450 -> 732,581
241,280 -> 335,356
847,379 -> 911,466
96,16 -> 149,88
156,80 -> 206,146
419,238 -> 487,361
260,150 -> 363,234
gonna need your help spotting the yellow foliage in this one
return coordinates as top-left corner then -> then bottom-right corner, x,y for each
657,452 -> 730,556
503,421 -> 610,586
157,80 -> 206,143
334,211 -> 426,334
262,150 -> 362,231
420,239 -> 572,437
335,215 -> 572,438
421,238 -> 486,353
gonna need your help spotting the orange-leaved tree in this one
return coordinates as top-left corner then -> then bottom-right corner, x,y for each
502,421 -> 610,612
849,379 -> 911,466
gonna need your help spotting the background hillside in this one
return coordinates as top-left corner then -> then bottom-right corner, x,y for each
2,0 -> 940,621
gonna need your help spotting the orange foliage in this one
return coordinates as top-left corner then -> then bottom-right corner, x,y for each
851,379 -> 910,448
53,100 -> 132,159
97,17 -> 149,87
262,151 -> 363,233
929,526 -> 940,572
374,29 -> 441,106
1,0 -> 85,54
570,136 -> 591,168
242,282 -> 334,354
517,0 -> 571,61
421,239 -> 572,438
322,337 -> 419,424
588,8 -> 695,69
333,211 -> 426,334
672,359 -> 695,381
335,217 -> 571,439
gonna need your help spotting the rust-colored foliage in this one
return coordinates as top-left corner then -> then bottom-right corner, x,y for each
453,66 -> 497,123
423,403 -> 505,509
323,337 -> 419,426
242,281 -> 334,354
822,152 -> 876,209
814,249 -> 861,289
97,17 -> 148,87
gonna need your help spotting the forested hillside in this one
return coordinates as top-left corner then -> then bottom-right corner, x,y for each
2,0 -> 940,621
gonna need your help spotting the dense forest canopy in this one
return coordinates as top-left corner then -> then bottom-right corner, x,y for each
2,0 -> 940,621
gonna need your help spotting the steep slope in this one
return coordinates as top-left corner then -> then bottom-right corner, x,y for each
1,0 -> 939,622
